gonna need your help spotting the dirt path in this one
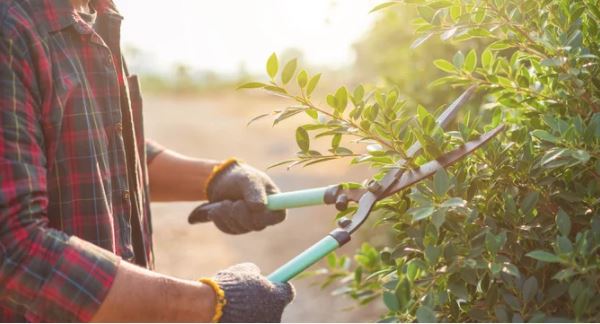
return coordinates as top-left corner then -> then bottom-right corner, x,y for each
143,91 -> 384,322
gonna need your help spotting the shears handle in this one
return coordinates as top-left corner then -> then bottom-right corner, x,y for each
268,235 -> 341,283
268,229 -> 350,283
187,186 -> 349,283
188,185 -> 340,223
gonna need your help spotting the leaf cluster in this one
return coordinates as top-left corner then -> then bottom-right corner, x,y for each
241,0 -> 600,321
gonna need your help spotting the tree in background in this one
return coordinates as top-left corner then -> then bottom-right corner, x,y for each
242,0 -> 600,321
353,6 -> 461,108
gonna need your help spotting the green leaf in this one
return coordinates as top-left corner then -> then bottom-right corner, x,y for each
416,305 -> 437,323
266,53 -> 278,79
417,5 -> 435,22
353,85 -> 365,102
431,209 -> 446,230
395,278 -> 411,311
306,73 -> 321,96
496,76 -> 514,88
523,276 -> 538,303
531,130 -> 559,143
406,260 -> 421,281
335,86 -> 348,113
246,113 -> 270,126
237,82 -> 266,89
557,236 -> 573,254
502,293 -> 521,311
489,40 -> 512,50
432,169 -> 450,197
433,59 -> 457,73
264,85 -> 287,94
326,252 -> 337,268
411,33 -> 433,49
281,59 -> 297,85
369,1 -> 399,13
502,263 -> 521,277
425,245 -> 441,265
441,26 -> 458,40
482,48 -> 493,69
520,191 -> 539,215
440,197 -> 465,208
556,209 -> 571,236
326,95 -> 337,109
453,51 -> 464,68
331,134 -> 342,150
297,70 -> 308,88
571,149 -> 590,164
383,291 -> 400,311
472,8 -> 486,23
553,268 -> 576,281
541,148 -> 571,168
267,159 -> 296,169
448,280 -> 469,300
540,57 -> 565,67
409,206 -> 435,221
494,305 -> 509,322
464,49 -> 477,72
295,127 -> 310,152
485,231 -> 506,254
526,250 -> 562,263
449,5 -> 461,21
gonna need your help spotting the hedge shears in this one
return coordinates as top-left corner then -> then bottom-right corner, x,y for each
189,87 -> 504,283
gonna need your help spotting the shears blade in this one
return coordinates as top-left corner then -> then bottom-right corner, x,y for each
339,124 -> 504,203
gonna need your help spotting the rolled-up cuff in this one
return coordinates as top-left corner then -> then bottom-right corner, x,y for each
25,236 -> 121,322
146,139 -> 166,165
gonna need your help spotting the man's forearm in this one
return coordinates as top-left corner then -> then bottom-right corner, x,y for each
91,261 -> 216,322
148,149 -> 220,201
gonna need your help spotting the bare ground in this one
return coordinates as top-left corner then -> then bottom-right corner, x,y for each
143,91 -> 385,322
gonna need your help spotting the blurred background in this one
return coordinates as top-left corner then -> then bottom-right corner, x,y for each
118,0 -> 462,321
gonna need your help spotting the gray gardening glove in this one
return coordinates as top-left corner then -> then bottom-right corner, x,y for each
214,263 -> 295,323
188,159 -> 286,234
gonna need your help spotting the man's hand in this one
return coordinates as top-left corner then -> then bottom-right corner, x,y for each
210,263 -> 294,323
91,261 -> 294,322
192,160 -> 286,234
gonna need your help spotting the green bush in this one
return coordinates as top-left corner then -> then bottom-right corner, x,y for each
242,0 -> 600,321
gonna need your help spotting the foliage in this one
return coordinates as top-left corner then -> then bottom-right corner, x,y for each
353,6 -> 463,108
241,0 -> 600,321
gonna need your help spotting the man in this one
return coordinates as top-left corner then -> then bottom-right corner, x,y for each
0,0 -> 294,321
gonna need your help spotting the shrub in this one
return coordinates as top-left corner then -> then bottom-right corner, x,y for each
242,0 -> 600,321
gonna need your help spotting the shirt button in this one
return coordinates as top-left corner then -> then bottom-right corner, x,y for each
115,122 -> 123,133
122,190 -> 130,201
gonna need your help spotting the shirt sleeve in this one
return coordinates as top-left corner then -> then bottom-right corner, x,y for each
0,15 -> 120,322
146,139 -> 165,165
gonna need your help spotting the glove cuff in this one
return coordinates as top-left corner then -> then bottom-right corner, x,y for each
205,158 -> 240,199
198,278 -> 227,323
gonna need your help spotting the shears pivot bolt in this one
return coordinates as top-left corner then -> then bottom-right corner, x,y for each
366,180 -> 382,194
335,194 -> 349,211
337,217 -> 352,228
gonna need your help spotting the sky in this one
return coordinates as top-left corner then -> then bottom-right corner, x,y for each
117,0 -> 379,75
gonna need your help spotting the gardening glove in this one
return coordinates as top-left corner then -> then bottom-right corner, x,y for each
188,159 -> 286,234
199,263 -> 295,323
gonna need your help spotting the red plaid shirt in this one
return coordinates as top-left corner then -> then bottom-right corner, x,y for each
0,0 -> 163,321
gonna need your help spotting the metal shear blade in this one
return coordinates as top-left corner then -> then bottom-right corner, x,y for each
339,124 -> 505,234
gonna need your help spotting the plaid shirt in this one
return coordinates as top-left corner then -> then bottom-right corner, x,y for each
0,0 -> 163,321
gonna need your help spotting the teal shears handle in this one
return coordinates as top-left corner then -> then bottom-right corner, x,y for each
188,185 -> 340,224
266,187 -> 351,283
266,186 -> 330,210
267,235 -> 341,283
187,185 -> 349,283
